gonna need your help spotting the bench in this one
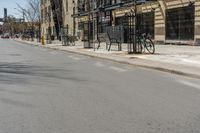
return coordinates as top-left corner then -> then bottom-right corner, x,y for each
62,34 -> 77,46
96,32 -> 122,51
96,33 -> 109,50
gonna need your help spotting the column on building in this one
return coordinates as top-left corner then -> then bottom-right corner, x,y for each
154,0 -> 165,44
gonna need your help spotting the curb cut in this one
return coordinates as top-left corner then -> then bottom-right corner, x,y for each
14,39 -> 200,79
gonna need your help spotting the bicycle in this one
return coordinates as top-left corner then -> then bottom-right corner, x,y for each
137,33 -> 155,54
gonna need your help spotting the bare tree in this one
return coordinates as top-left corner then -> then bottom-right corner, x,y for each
3,15 -> 15,35
17,0 -> 41,41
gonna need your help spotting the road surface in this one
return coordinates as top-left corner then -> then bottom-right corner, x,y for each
0,39 -> 200,133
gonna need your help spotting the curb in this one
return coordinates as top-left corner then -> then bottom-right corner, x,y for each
57,49 -> 200,79
14,39 -> 200,79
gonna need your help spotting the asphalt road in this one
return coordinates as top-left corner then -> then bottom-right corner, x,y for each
0,39 -> 200,133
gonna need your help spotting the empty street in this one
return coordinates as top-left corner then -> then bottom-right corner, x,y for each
0,39 -> 200,133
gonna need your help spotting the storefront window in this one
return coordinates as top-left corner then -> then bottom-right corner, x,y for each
166,5 -> 194,40
115,16 -> 128,43
98,11 -> 112,33
136,11 -> 155,39
115,11 -> 154,42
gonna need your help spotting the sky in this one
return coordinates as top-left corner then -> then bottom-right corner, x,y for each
0,0 -> 27,19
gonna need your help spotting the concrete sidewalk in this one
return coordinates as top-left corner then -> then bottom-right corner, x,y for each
15,39 -> 200,79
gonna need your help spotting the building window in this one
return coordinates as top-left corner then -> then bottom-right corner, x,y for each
136,11 -> 155,39
115,16 -> 127,43
115,11 -> 155,43
48,6 -> 51,21
166,5 -> 194,40
78,22 -> 84,30
66,0 -> 68,12
41,9 -> 44,23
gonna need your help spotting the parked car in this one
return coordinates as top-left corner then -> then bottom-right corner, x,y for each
1,33 -> 10,39
4,35 -> 10,39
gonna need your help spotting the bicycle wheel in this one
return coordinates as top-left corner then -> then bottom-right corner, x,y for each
138,40 -> 143,53
136,37 -> 143,53
144,38 -> 155,54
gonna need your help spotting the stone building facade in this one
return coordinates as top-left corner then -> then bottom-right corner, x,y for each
40,0 -> 199,45
40,0 -> 56,40
62,0 -> 78,37
40,0 -> 78,41
76,0 -> 199,45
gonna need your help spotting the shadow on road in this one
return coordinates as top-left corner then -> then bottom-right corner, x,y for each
0,97 -> 36,108
0,62 -> 88,85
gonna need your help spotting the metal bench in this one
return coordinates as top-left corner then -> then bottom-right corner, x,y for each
96,33 -> 109,50
107,32 -> 122,51
96,32 -> 122,51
